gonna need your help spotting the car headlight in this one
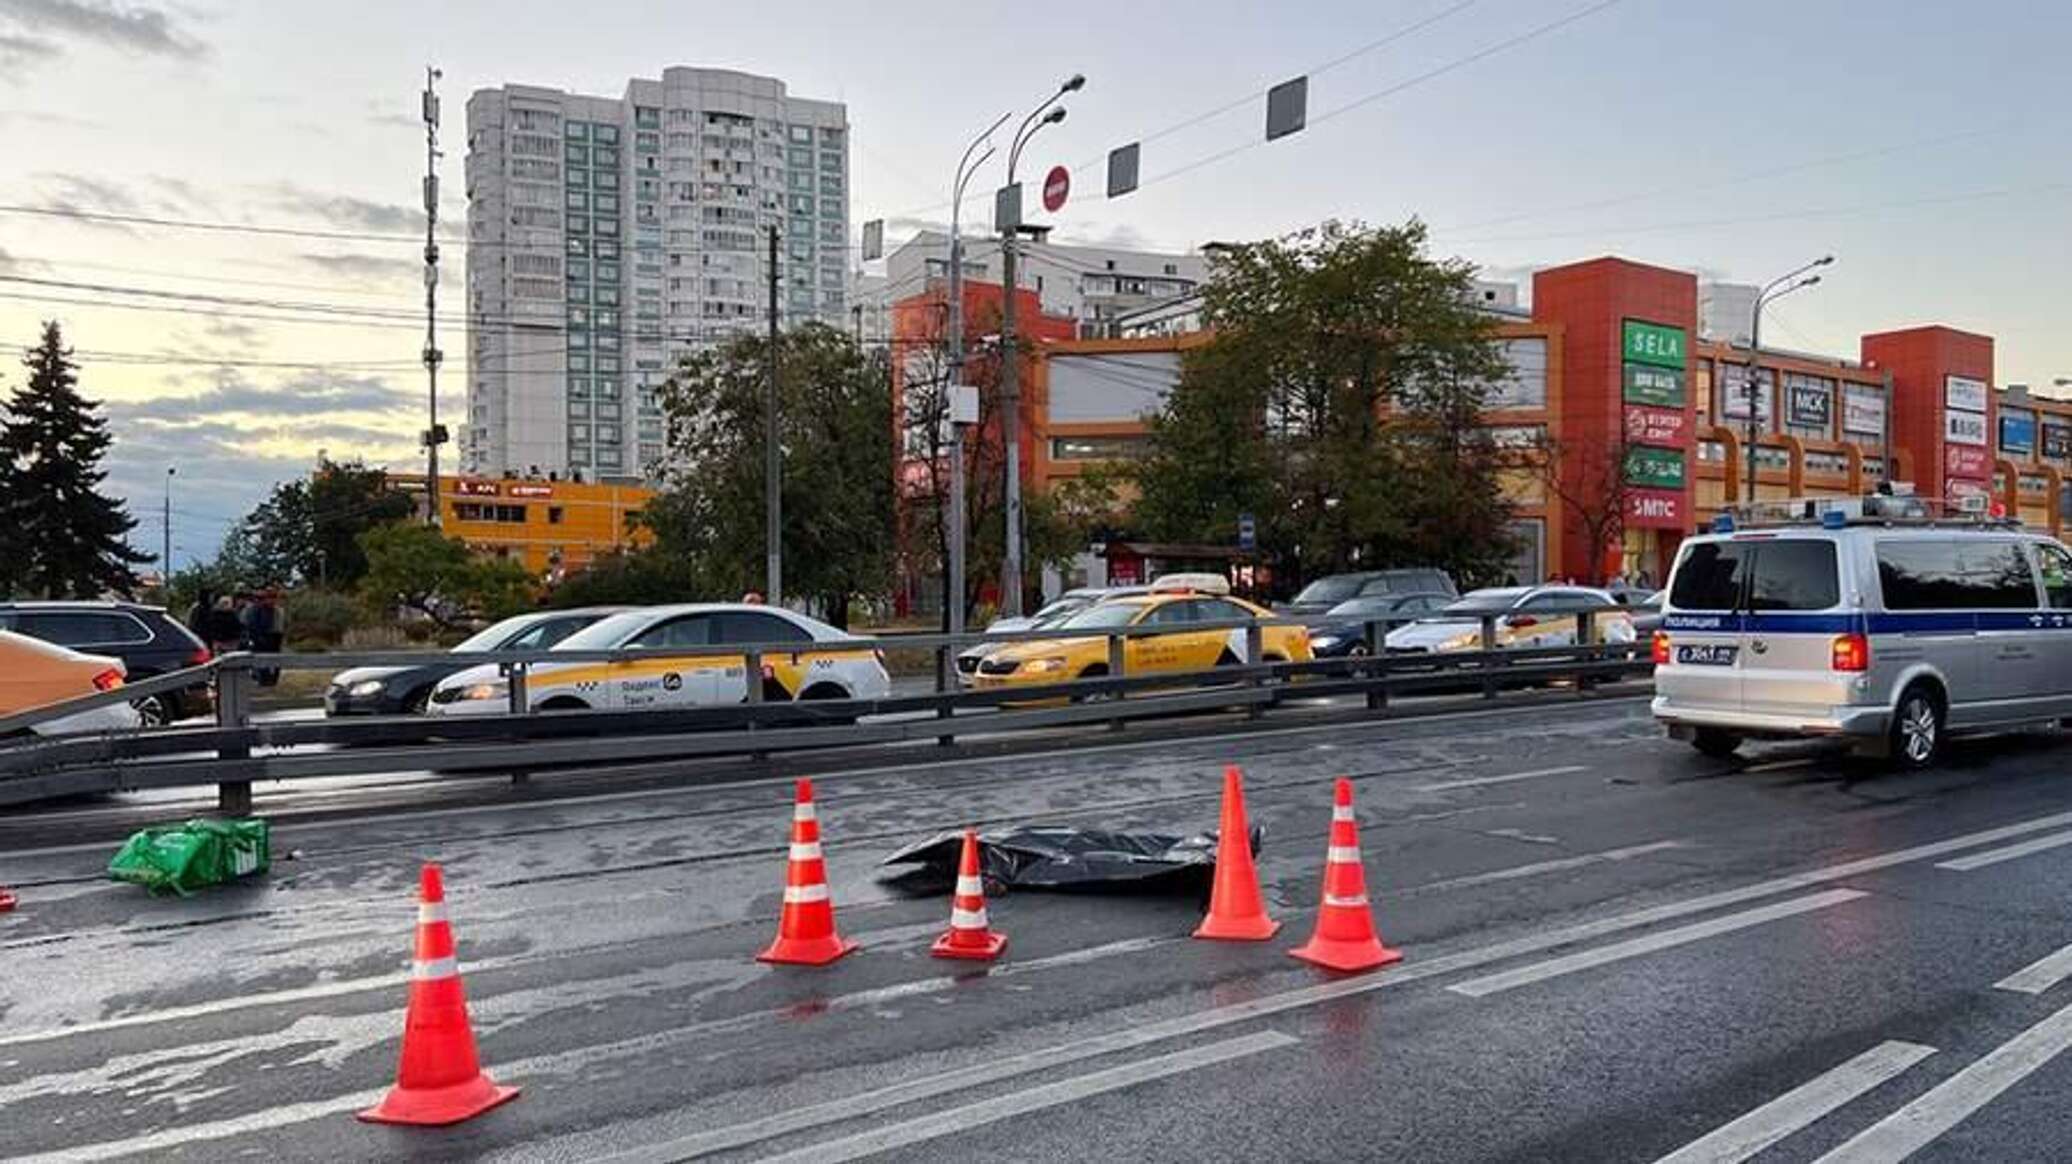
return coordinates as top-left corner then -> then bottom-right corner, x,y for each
1312,635 -> 1341,650
346,679 -> 387,698
1022,657 -> 1070,675
456,680 -> 509,702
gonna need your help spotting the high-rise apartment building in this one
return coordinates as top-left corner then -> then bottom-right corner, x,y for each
462,67 -> 849,481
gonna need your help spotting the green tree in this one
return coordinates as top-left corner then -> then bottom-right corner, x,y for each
223,459 -> 414,587
1133,219 -> 1516,589
650,323 -> 893,628
0,322 -> 150,597
541,546 -> 695,609
356,521 -> 533,628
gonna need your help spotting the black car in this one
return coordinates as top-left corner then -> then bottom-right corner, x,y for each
1278,569 -> 1459,617
0,601 -> 214,724
324,607 -> 626,715
1304,593 -> 1456,658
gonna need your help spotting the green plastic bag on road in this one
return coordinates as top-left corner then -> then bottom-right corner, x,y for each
107,818 -> 271,896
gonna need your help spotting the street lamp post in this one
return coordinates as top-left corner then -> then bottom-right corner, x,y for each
945,111 -> 1011,636
1744,255 -> 1835,502
996,73 -> 1083,619
162,467 -> 175,582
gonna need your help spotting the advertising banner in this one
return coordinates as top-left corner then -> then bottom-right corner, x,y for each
1623,364 -> 1685,408
1624,446 -> 1686,489
2045,422 -> 2072,461
1945,409 -> 1987,447
1786,381 -> 1833,430
1623,405 -> 1687,446
1945,374 -> 1988,413
1945,444 -> 1991,478
1717,365 -> 1773,423
1842,385 -> 1886,436
2000,411 -> 2036,454
1622,320 -> 1687,369
1625,488 -> 1685,530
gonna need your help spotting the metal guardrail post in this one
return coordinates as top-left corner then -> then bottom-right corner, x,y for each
1107,632 -> 1127,732
215,656 -> 252,816
1364,619 -> 1388,711
1244,622 -> 1266,720
1480,615 -> 1499,701
1576,611 -> 1597,693
505,661 -> 531,786
744,649 -> 766,760
935,644 -> 955,747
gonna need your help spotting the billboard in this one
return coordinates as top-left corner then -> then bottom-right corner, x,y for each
1842,385 -> 1886,436
1786,380 -> 1832,430
2045,422 -> 2072,461
1622,320 -> 1686,369
1945,374 -> 1989,414
1626,488 -> 1685,530
1623,405 -> 1687,446
1945,409 -> 1987,447
1624,446 -> 1686,490
2000,410 -> 2037,454
1623,364 -> 1685,408
1946,444 -> 1991,478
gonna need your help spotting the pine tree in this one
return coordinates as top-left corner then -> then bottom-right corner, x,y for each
0,322 -> 149,598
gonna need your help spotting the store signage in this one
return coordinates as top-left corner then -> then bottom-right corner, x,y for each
1946,444 -> 1991,478
1945,374 -> 1988,414
1946,478 -> 1990,504
1842,386 -> 1886,436
455,479 -> 499,496
1622,320 -> 1686,369
1945,409 -> 1987,447
1626,487 -> 1685,530
2044,422 -> 2072,461
2000,411 -> 2036,454
1624,446 -> 1686,489
507,483 -> 555,498
1718,365 -> 1773,423
1623,404 -> 1687,446
1787,382 -> 1832,430
1623,364 -> 1685,408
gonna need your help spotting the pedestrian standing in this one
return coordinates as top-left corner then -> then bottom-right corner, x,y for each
205,595 -> 243,656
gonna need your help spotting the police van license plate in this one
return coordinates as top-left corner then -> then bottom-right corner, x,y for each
1675,644 -> 1738,666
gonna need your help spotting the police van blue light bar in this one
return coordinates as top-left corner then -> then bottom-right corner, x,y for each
1712,513 -> 1735,533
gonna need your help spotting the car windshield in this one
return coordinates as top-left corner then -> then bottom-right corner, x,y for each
553,610 -> 657,650
1057,603 -> 1146,630
1032,596 -> 1091,621
1292,576 -> 1367,605
452,615 -> 541,653
1324,597 -> 1395,618
1439,589 -> 1529,616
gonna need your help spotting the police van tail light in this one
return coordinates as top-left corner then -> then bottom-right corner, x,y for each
1650,631 -> 1670,666
1831,633 -> 1870,673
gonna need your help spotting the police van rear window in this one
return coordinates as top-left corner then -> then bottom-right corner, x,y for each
1670,540 -> 1838,612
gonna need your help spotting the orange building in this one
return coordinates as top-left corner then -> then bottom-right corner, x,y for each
389,472 -> 652,576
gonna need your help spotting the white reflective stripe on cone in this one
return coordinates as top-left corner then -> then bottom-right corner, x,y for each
1323,893 -> 1369,908
956,875 -> 985,897
794,802 -> 818,822
790,842 -> 824,861
412,955 -> 459,981
1327,845 -> 1361,863
950,907 -> 989,929
783,883 -> 830,904
417,903 -> 449,925
1332,806 -> 1356,822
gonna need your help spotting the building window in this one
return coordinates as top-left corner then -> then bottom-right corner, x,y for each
566,189 -> 589,211
635,131 -> 660,154
594,147 -> 620,167
788,124 -> 813,143
1488,338 -> 1549,409
567,283 -> 590,304
819,151 -> 842,173
634,106 -> 660,129
594,124 -> 619,145
566,143 -> 588,165
566,122 -> 589,141
568,213 -> 590,235
548,506 -> 565,525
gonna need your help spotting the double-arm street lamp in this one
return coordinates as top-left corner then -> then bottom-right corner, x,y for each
942,112 -> 1011,635
1744,255 -> 1835,502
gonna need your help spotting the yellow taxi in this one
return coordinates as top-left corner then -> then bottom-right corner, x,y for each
970,591 -> 1310,694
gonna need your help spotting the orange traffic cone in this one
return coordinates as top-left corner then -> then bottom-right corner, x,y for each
758,778 -> 859,966
358,863 -> 520,1126
1194,765 -> 1279,941
1289,778 -> 1403,973
932,829 -> 1007,961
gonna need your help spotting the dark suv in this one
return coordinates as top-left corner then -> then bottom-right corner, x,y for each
0,601 -> 213,724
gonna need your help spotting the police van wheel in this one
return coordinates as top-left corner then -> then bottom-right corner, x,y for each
1891,685 -> 1944,769
1690,728 -> 1742,758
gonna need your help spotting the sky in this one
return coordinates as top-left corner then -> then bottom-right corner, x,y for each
0,0 -> 2067,567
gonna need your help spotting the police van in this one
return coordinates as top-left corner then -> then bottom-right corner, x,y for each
1652,492 -> 2072,767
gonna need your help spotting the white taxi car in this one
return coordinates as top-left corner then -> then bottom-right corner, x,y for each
426,603 -> 890,716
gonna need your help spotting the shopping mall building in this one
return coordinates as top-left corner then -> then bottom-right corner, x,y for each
893,254 -> 2067,597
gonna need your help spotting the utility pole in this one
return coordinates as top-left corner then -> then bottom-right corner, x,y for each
766,224 -> 782,604
1745,256 -> 1834,503
946,111 -> 1008,636
421,66 -> 445,527
162,466 -> 174,581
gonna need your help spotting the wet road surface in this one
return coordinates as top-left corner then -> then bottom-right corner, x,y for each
9,696 -> 2072,1161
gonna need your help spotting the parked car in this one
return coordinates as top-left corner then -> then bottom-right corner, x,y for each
0,629 -> 140,736
325,607 -> 629,716
426,603 -> 890,716
0,601 -> 211,725
982,586 -> 1148,635
1306,593 -> 1457,658
971,591 -> 1311,696
1279,569 -> 1458,617
1628,589 -> 1666,636
1383,586 -> 1635,654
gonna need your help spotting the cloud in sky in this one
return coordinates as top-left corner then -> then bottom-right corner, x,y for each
297,251 -> 419,283
267,182 -> 416,234
0,0 -> 204,61
0,30 -> 52,71
113,369 -> 415,423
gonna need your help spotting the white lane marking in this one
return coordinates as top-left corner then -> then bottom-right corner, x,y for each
1996,942 -> 2072,995
0,697 -> 1657,861
1815,999 -> 2072,1163
1410,840 -> 1687,895
1449,889 -> 1868,998
748,1031 -> 1299,1164
1414,764 -> 1588,791
1934,829 -> 2072,872
6,1091 -> 374,1164
1741,758 -> 1818,774
1652,1041 -> 1937,1164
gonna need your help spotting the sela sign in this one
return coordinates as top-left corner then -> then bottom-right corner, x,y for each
1945,409 -> 1988,447
1622,319 -> 1686,369
1623,404 -> 1687,446
1945,444 -> 1991,478
1626,487 -> 1685,530
1945,374 -> 1988,414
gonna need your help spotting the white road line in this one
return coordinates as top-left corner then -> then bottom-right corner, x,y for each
1815,999 -> 2072,1163
1409,840 -> 1687,894
32,806 -> 2072,1161
751,1031 -> 1299,1164
1414,764 -> 1588,791
1653,1041 -> 1937,1164
1996,942 -> 2072,995
1448,889 -> 1868,998
1741,758 -> 1818,774
1933,829 -> 2072,872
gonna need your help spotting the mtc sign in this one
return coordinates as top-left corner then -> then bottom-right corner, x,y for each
1626,488 -> 1685,530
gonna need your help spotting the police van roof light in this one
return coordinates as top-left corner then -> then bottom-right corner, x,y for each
1821,509 -> 1847,529
1712,513 -> 1736,533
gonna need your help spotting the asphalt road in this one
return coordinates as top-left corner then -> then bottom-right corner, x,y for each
11,698 -> 2072,1161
